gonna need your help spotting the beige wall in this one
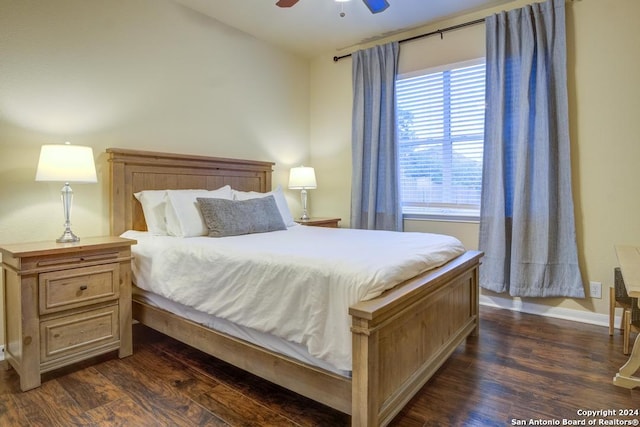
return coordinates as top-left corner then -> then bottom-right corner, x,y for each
0,0 -> 310,346
310,0 -> 640,320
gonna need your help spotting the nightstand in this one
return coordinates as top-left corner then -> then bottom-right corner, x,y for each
1,236 -> 136,391
294,217 -> 341,228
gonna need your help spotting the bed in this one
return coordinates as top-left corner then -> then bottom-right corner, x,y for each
107,147 -> 483,426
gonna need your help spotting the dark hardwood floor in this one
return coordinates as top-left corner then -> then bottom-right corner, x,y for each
1,306 -> 639,426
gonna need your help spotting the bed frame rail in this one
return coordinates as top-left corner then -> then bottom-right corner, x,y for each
132,301 -> 353,413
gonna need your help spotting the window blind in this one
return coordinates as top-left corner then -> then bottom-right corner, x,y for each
397,60 -> 485,220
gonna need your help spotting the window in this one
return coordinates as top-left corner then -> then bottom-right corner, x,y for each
397,59 -> 485,221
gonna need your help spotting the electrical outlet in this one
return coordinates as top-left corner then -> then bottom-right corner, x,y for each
589,281 -> 602,299
513,298 -> 523,311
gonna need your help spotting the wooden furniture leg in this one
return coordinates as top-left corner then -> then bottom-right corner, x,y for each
624,309 -> 632,355
610,286 -> 615,336
613,329 -> 640,389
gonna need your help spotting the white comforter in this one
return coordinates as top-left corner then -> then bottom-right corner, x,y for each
122,226 -> 464,371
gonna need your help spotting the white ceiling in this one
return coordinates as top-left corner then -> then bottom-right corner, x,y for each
174,0 -> 515,58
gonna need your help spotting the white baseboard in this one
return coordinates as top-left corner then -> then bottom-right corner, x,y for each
480,294 -> 619,329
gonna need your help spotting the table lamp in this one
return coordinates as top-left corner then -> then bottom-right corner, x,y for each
35,142 -> 98,243
288,166 -> 317,220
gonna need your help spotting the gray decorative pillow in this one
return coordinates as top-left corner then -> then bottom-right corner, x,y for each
196,195 -> 287,237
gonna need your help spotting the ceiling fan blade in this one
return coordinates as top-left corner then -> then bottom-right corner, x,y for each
362,0 -> 389,14
276,0 -> 299,7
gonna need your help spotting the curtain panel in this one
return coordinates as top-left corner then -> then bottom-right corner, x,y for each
351,42 -> 401,231
479,0 -> 584,297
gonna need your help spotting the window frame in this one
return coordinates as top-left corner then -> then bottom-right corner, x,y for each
396,58 -> 486,223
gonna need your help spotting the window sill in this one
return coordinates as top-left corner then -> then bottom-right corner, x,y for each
403,214 -> 480,224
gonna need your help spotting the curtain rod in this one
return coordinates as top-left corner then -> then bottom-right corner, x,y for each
333,17 -> 486,62
332,0 -> 578,62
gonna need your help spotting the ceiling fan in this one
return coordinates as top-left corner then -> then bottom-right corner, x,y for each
276,0 -> 390,14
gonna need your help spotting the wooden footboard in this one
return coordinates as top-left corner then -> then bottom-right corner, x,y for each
350,250 -> 481,426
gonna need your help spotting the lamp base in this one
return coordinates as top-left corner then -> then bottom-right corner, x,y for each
299,189 -> 311,221
56,182 -> 80,243
56,228 -> 80,243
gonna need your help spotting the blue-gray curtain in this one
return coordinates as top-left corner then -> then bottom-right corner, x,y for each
351,42 -> 401,231
479,0 -> 584,297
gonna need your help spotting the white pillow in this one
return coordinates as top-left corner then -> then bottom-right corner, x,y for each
165,186 -> 233,237
232,185 -> 295,227
134,190 -> 168,235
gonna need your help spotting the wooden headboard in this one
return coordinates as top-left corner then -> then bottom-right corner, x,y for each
107,148 -> 274,235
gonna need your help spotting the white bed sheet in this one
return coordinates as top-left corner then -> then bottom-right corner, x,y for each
122,226 -> 464,371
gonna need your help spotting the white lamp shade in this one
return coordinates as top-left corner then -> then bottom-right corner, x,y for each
35,144 -> 97,183
289,166 -> 317,189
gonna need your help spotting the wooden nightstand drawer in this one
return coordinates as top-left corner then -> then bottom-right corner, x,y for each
39,264 -> 120,315
35,251 -> 120,270
40,304 -> 120,364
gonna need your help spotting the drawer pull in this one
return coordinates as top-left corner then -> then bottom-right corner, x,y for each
79,285 -> 88,291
